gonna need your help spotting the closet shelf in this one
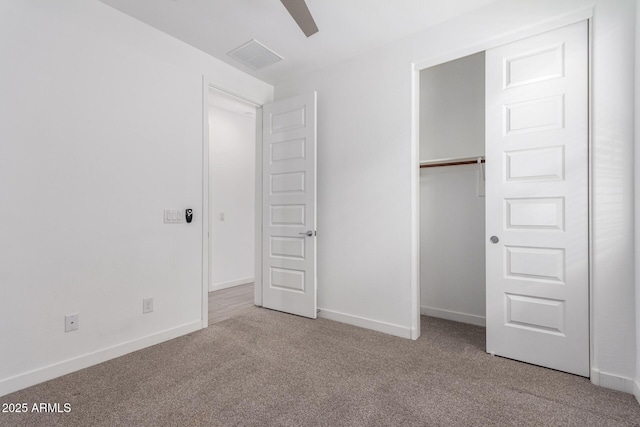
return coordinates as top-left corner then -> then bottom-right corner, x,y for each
420,156 -> 485,168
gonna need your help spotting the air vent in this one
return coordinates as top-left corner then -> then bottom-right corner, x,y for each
227,39 -> 283,70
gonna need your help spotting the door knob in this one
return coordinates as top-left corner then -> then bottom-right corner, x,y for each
299,230 -> 313,237
490,236 -> 499,244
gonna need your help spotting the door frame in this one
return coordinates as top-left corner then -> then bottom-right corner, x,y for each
202,79 -> 263,328
410,8 -> 593,365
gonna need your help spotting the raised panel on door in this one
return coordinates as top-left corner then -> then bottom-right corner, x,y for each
485,21 -> 589,376
262,92 -> 317,318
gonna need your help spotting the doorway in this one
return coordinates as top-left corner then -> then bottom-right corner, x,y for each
207,87 -> 259,324
419,52 -> 487,327
203,88 -> 318,325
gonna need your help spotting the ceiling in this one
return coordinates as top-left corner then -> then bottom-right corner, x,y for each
98,0 -> 501,85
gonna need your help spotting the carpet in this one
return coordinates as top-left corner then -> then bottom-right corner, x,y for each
2,308 -> 639,426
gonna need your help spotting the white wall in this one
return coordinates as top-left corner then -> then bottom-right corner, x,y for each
420,53 -> 486,161
589,0 -> 636,393
209,105 -> 255,290
420,165 -> 486,325
0,0 -> 272,396
276,47 -> 416,337
419,53 -> 486,326
275,0 -> 637,392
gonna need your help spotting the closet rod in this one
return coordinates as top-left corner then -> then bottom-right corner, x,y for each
420,156 -> 485,169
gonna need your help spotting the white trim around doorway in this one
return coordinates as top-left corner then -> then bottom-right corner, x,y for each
202,78 -> 263,329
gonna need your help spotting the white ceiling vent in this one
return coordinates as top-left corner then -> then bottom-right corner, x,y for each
227,39 -> 283,70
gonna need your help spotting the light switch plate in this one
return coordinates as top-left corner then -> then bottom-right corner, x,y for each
164,209 -> 184,224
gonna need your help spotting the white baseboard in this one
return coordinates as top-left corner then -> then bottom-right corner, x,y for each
0,320 -> 202,397
590,368 -> 635,394
410,327 -> 420,340
634,380 -> 640,405
317,308 -> 412,339
421,305 -> 486,327
209,277 -> 254,292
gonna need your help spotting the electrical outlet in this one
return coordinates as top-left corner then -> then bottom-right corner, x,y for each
143,298 -> 154,314
65,313 -> 79,332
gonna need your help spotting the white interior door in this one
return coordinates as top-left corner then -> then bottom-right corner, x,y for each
261,92 -> 317,318
485,21 -> 589,376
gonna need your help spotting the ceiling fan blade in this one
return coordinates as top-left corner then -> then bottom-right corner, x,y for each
280,0 -> 319,37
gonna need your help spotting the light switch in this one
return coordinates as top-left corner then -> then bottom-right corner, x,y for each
164,209 -> 184,224
220,212 -> 225,221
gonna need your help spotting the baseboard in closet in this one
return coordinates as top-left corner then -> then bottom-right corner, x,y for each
420,305 -> 486,327
318,308 -> 412,339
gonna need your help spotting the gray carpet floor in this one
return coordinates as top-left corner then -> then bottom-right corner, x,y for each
2,308 -> 639,426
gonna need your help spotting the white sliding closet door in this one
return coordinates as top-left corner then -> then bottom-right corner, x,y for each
485,21 -> 589,376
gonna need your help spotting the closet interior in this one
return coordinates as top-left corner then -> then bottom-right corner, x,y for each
419,52 -> 487,327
